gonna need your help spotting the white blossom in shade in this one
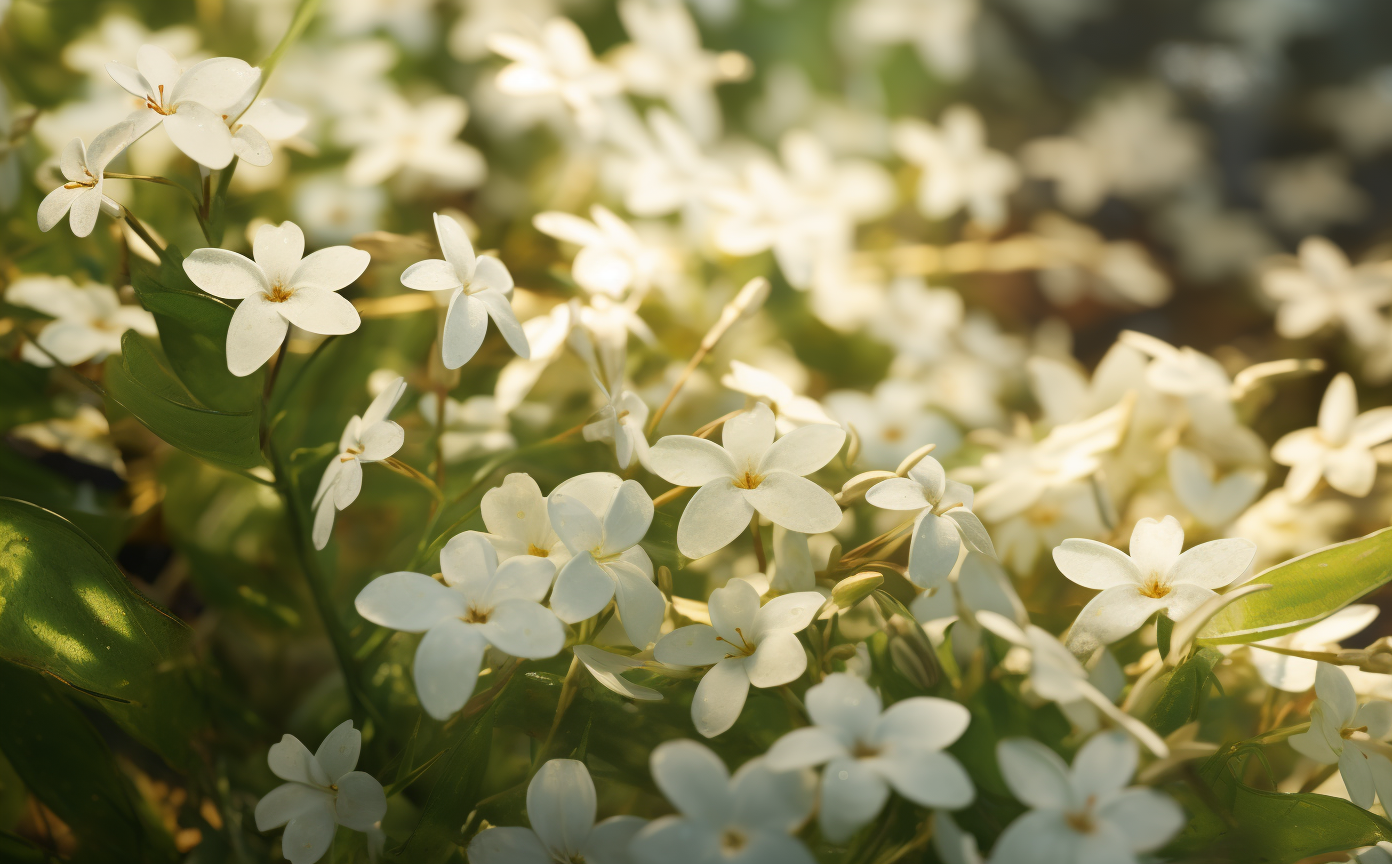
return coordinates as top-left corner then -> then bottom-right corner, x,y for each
763,673 -> 973,841
847,0 -> 979,79
1026,342 -> 1148,429
824,381 -> 962,468
654,578 -> 823,737
1054,515 -> 1256,654
866,455 -> 995,588
354,531 -> 564,720
768,526 -> 816,593
5,276 -> 156,367
573,644 -> 663,701
311,377 -> 406,550
337,93 -> 485,189
12,405 -> 126,476
1273,373 -> 1392,500
254,721 -> 386,864
183,221 -> 367,377
892,107 -> 1019,231
1031,213 -> 1172,308
1250,605 -> 1378,693
721,361 -> 834,433
418,392 -> 516,463
1289,663 -> 1392,810
1262,237 -> 1392,350
649,402 -> 845,560
631,740 -> 816,864
991,732 -> 1184,864
1167,446 -> 1265,529
479,473 -> 569,565
105,44 -> 261,169
1232,489 -> 1352,571
569,325 -> 651,471
224,94 -> 309,168
990,484 -> 1106,577
488,18 -> 623,139
467,759 -> 646,864
38,122 -> 135,237
400,213 -> 529,370
868,278 -> 965,366
620,108 -> 735,221
934,811 -> 984,864
533,205 -> 663,299
913,551 -> 1027,667
547,472 -> 665,649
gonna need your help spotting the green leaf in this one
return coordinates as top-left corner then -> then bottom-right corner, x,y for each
393,705 -> 496,862
128,253 -> 263,412
1156,614 -> 1173,659
0,360 -> 53,433
1146,647 -> 1221,737
1199,527 -> 1392,645
0,498 -> 205,770
104,331 -> 264,471
0,662 -> 176,864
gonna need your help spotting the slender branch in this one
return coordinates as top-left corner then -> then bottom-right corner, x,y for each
251,0 -> 323,107
383,456 -> 445,501
653,485 -> 690,508
270,335 -> 337,416
105,172 -> 203,209
122,211 -> 163,255
530,654 -> 582,774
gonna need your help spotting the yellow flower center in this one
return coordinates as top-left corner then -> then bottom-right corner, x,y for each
1138,574 -> 1171,599
267,282 -> 295,303
733,470 -> 763,490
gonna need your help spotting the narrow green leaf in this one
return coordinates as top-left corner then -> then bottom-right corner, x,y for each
393,705 -> 496,862
0,499 -> 205,770
1156,614 -> 1173,659
1146,647 -> 1220,737
1199,527 -> 1392,645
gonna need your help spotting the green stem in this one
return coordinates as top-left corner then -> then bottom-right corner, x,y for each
105,172 -> 202,209
122,211 -> 163,255
252,0 -> 323,105
270,335 -> 338,417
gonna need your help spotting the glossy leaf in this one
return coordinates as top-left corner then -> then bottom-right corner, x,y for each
1199,527 -> 1392,645
0,498 -> 204,770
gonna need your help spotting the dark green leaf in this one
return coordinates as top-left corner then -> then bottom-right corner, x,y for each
1156,614 -> 1173,659
0,360 -> 53,433
1147,647 -> 1221,737
393,705 -> 496,862
0,498 -> 205,770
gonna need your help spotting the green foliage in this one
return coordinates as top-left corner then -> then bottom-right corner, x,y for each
1200,527 -> 1392,645
393,705 -> 496,862
0,360 -> 53,433
1147,647 -> 1222,737
0,499 -> 205,770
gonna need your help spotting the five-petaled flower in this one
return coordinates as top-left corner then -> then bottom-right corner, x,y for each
38,122 -> 136,237
312,377 -> 407,550
1272,372 -> 1392,501
1289,662 -> 1392,811
865,453 -> 996,588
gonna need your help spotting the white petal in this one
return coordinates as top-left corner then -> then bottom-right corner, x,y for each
1316,661 -> 1359,727
473,255 -> 515,294
1052,539 -> 1143,590
354,571 -> 466,632
996,738 -> 1074,810
806,673 -> 881,740
907,511 -> 963,589
1068,585 -> 1163,649
723,402 -> 776,467
479,598 -> 565,659
650,435 -> 739,486
534,211 -> 605,245
1351,407 -> 1392,449
693,658 -> 751,737
106,62 -> 151,99
1096,788 -> 1184,853
401,258 -> 462,292
414,619 -> 488,720
312,495 -> 336,550
529,759 -> 596,860
1343,746 -> 1377,809
335,457 -> 363,509
548,553 -> 615,624
1326,446 -> 1378,497
485,556 -> 556,605
1069,731 -> 1136,801
869,749 -> 974,808
278,287 -> 361,336
314,720 -> 361,782
434,212 -> 477,281
442,293 -> 489,369
745,631 -> 807,688
764,726 -> 850,771
629,818 -> 720,864
1358,701 -> 1392,740
758,423 -> 845,476
253,221 -> 306,286
37,185 -> 82,233
709,577 -> 761,642
255,783 -> 331,831
333,771 -> 386,831
163,101 -> 235,168
650,739 -> 733,824
990,811 -> 1081,864
655,624 -> 726,667
467,827 -> 553,864
239,98 -> 309,140
476,288 -> 531,359
745,472 -> 842,534
59,136 -> 86,181
135,44 -> 182,93
548,491 -> 605,554
86,121 -> 136,173
226,293 -> 289,377
582,816 -> 649,864
818,758 -> 890,842
864,477 -> 931,511
292,247 -> 371,293
184,249 -> 268,299
358,420 -> 404,462
282,806 -> 336,864
611,560 -> 666,649
479,473 -> 551,554
601,479 -> 654,555
753,591 -> 823,638
573,645 -> 663,701
874,697 -> 970,751
363,376 -> 407,427
232,124 -> 273,166
269,735 -> 331,786
67,185 -> 103,238
1128,516 -> 1184,579
677,478 -> 755,559
172,57 -> 260,113
1320,373 -> 1359,446
1167,538 -> 1255,589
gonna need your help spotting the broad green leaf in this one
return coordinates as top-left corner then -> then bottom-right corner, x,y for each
394,705 -> 496,862
0,662 -> 176,864
0,360 -> 52,433
1199,527 -> 1392,645
128,253 -> 263,412
1146,647 -> 1221,737
104,331 -> 264,471
0,498 -> 205,770
0,443 -> 132,554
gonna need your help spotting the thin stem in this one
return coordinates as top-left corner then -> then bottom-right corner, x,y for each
122,211 -> 163,255
251,0 -> 323,106
383,457 -> 445,501
105,171 -> 202,208
531,654 -> 582,774
693,409 -> 742,439
838,518 -> 915,567
751,515 -> 767,572
271,335 -> 338,416
652,485 -> 690,508
647,349 -> 708,436
778,685 -> 809,724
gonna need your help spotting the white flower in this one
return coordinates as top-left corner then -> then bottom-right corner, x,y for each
654,578 -> 823,737
1289,662 -> 1392,810
533,205 -> 663,299
868,277 -> 965,366
866,455 -> 995,588
768,526 -> 817,593
400,213 -> 529,370
1250,605 -> 1378,693
764,673 -> 973,841
631,740 -> 816,864
488,18 -> 623,138
418,392 -> 516,463
573,644 -> 663,702
1273,372 -> 1392,500
569,325 -> 651,470
354,531 -> 564,720
184,221 -> 368,377
5,275 -> 155,366
224,95 -> 308,168
847,0 -> 979,79
106,44 -> 261,169
337,93 -> 484,189
38,122 -> 136,237
1232,489 -> 1352,571
720,361 -> 834,432
479,473 -> 569,564
912,551 -> 1027,667
311,377 -> 406,550
12,405 -> 126,475
1167,446 -> 1265,529
649,402 -> 845,560
547,472 -> 665,649
892,107 -> 1019,231
1053,515 -> 1255,653
467,759 -> 646,864
254,721 -> 386,864
824,380 -> 962,468
1262,238 -> 1392,350
991,732 -> 1184,864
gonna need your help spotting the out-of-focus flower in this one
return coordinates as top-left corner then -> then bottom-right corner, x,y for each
1250,605 -> 1378,693
311,377 -> 406,549
1261,237 -> 1392,351
824,380 -> 962,468
401,213 -> 529,369
631,740 -> 816,864
479,472 -> 569,565
1289,662 -> 1392,810
354,531 -> 564,719
419,392 -> 516,463
722,361 -> 834,432
764,673 -> 973,841
533,205 -> 663,299
1232,489 -> 1352,570
1032,213 -> 1171,308
655,579 -> 823,737
293,174 -> 386,246
38,123 -> 136,237
893,107 -> 1018,231
224,95 -> 308,168
570,325 -> 651,470
488,18 -> 623,138
866,454 -> 995,588
468,759 -> 646,864
1261,154 -> 1370,235
912,550 -> 1027,665
846,0 -> 978,79
12,405 -> 126,476
1167,447 -> 1264,528
184,221 -> 367,376
337,94 -> 484,189
106,44 -> 261,169
1272,373 -> 1392,500
254,721 -> 386,864
649,402 -> 845,559
6,276 -> 156,366
868,278 -> 964,365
